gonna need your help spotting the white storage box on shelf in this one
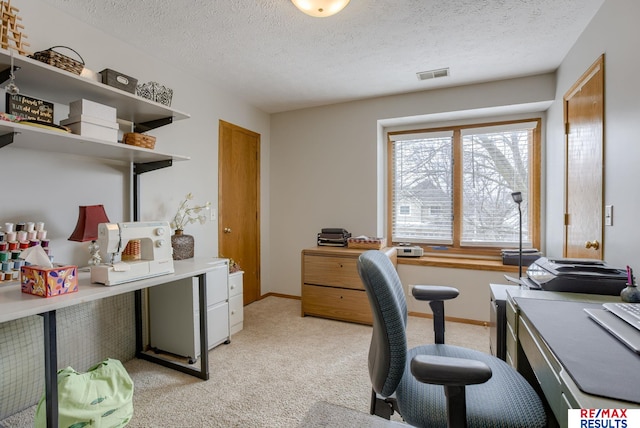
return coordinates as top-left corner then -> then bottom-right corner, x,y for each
69,99 -> 117,121
60,115 -> 119,142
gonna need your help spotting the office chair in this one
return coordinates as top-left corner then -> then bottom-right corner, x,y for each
357,250 -> 547,428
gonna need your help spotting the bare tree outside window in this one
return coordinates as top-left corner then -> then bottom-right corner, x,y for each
390,120 -> 538,253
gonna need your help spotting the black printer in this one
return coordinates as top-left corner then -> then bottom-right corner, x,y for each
522,257 -> 628,296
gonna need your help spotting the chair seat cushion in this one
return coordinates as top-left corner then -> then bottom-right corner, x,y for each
396,344 -> 547,428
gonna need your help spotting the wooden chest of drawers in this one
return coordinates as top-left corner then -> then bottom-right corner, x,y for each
301,246 -> 397,325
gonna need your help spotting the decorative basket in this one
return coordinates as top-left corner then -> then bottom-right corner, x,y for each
136,81 -> 173,106
30,46 -> 85,75
123,132 -> 156,149
347,237 -> 386,250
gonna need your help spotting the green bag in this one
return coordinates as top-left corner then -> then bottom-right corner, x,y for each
35,358 -> 134,428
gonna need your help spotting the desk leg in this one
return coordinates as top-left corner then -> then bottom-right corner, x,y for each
196,273 -> 209,380
135,275 -> 209,380
43,310 -> 58,428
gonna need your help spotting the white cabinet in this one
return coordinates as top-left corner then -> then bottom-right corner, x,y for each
148,260 -> 230,363
229,271 -> 244,335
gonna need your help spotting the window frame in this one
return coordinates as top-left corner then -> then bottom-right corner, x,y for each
387,118 -> 541,258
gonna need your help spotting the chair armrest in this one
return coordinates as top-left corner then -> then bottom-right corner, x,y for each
410,354 -> 492,386
412,285 -> 459,302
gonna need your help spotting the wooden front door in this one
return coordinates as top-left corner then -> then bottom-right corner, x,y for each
219,120 -> 261,305
564,55 -> 604,259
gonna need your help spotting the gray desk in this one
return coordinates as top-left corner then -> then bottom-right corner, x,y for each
0,258 -> 226,428
505,288 -> 640,428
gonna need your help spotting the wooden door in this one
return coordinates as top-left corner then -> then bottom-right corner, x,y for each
564,56 -> 604,259
219,120 -> 261,305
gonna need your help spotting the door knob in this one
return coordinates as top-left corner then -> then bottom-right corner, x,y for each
585,240 -> 600,250
224,227 -> 232,234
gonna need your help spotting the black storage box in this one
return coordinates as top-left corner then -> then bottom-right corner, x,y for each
100,69 -> 138,93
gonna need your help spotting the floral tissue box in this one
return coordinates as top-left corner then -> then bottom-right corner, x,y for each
21,265 -> 78,297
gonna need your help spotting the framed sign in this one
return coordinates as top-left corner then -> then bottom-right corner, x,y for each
5,93 -> 54,123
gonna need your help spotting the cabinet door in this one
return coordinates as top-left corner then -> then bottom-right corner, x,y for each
208,302 -> 230,349
206,264 -> 229,306
149,278 -> 197,359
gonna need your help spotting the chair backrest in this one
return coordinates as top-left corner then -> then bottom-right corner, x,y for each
357,250 -> 408,398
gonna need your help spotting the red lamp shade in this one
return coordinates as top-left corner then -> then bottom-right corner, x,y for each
68,205 -> 110,242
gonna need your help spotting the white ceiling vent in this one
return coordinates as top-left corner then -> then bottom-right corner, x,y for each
416,68 -> 450,81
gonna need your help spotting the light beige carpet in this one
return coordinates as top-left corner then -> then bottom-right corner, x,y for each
1,296 -> 490,427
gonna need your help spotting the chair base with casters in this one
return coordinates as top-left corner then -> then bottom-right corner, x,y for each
358,250 -> 547,428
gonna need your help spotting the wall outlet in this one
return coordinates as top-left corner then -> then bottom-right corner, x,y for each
210,208 -> 217,222
605,205 -> 613,226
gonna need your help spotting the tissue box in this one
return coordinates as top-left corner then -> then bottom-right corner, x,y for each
21,265 -> 78,297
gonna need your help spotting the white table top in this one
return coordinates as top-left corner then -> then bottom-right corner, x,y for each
0,258 -> 227,324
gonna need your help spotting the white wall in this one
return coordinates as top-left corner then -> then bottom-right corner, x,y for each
2,1 -> 270,269
270,74 -> 556,316
545,0 -> 640,269
0,3 -> 271,418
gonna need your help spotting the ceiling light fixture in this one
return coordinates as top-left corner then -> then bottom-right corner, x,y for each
291,0 -> 350,17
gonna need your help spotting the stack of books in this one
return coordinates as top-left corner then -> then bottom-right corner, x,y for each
317,228 -> 351,247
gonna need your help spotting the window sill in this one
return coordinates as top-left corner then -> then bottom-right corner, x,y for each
397,255 -> 519,273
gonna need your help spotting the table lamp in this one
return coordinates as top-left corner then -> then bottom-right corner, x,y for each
68,205 -> 110,267
511,192 -> 523,280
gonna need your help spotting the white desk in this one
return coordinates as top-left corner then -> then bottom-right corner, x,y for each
0,257 -> 226,428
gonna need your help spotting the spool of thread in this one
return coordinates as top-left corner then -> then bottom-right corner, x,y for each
7,241 -> 18,250
26,222 -> 35,232
2,260 -> 13,271
19,241 -> 29,249
0,232 -> 4,242
4,223 -> 14,233
5,231 -> 16,242
29,239 -> 40,247
15,223 -> 25,232
11,250 -> 21,260
0,242 -> 7,251
16,230 -> 27,241
40,239 -> 50,248
0,251 -> 8,262
2,271 -> 11,281
36,222 -> 45,232
37,230 -> 47,240
27,230 -> 37,240
13,259 -> 24,270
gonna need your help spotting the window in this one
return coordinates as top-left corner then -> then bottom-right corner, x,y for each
388,119 -> 540,256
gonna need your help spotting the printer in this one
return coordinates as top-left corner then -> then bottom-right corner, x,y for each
522,257 -> 628,296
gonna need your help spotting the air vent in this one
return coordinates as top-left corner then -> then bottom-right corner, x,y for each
416,68 -> 450,81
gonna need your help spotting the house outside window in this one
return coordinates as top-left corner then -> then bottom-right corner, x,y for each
388,119 -> 541,257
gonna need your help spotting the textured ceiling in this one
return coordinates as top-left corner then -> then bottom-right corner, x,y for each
42,0 -> 604,113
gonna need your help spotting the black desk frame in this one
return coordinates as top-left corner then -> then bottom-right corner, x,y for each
39,273 -> 210,428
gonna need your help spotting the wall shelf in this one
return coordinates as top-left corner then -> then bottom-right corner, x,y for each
0,48 -> 190,126
0,121 -> 189,164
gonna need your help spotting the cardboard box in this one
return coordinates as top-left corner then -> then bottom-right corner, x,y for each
69,99 -> 117,122
21,265 -> 78,297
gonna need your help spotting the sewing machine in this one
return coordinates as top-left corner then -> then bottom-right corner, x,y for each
90,221 -> 174,286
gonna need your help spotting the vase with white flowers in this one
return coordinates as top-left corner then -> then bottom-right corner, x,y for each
170,193 -> 211,260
